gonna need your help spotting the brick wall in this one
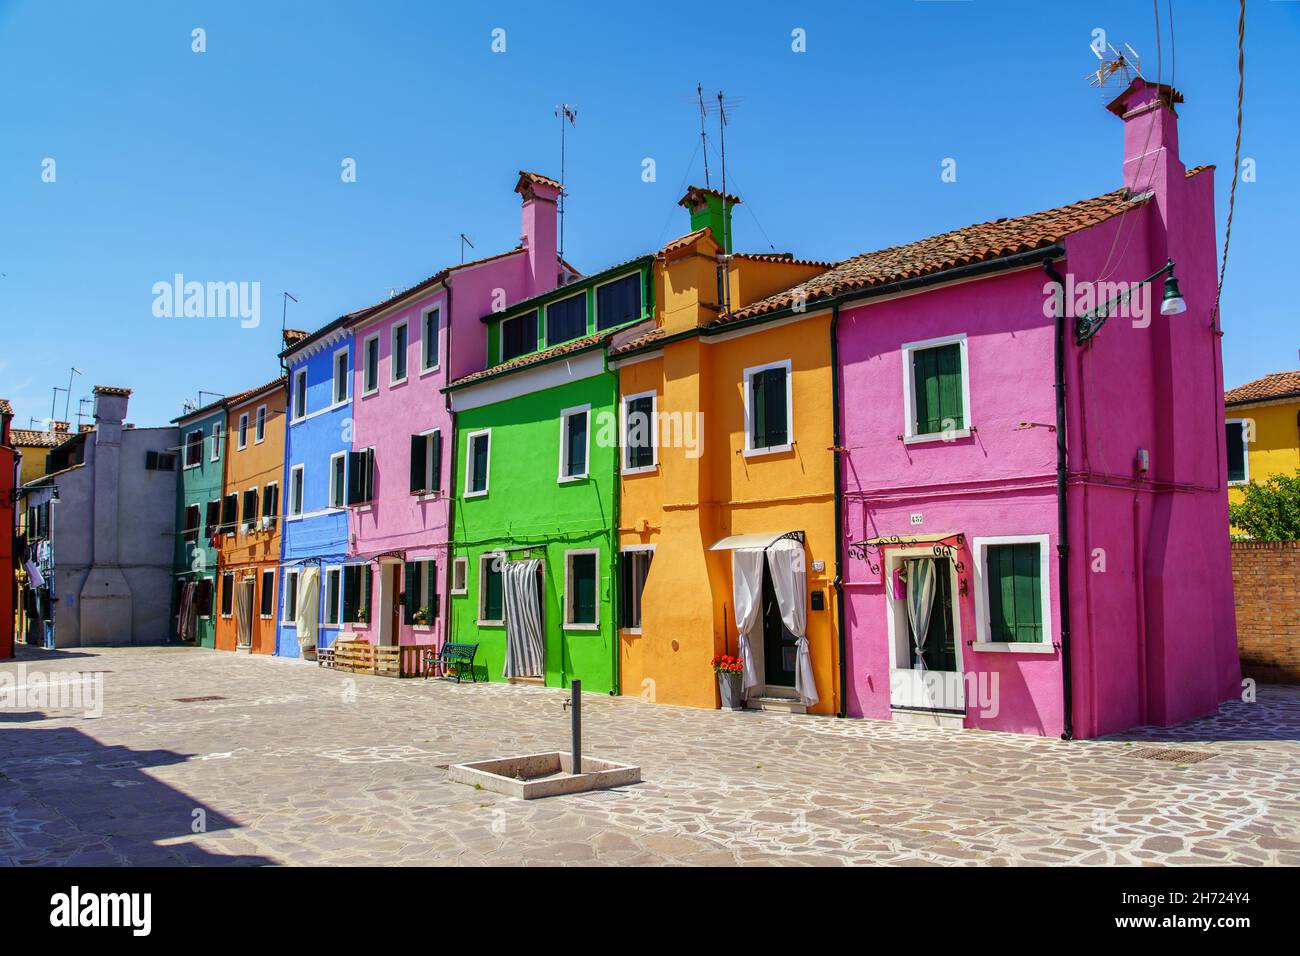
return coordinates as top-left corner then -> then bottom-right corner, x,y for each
1232,541 -> 1300,683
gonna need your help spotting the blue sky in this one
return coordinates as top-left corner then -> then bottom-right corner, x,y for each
2,0 -> 1295,429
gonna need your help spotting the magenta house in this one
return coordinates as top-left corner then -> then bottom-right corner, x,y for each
733,79 -> 1238,738
342,172 -> 571,665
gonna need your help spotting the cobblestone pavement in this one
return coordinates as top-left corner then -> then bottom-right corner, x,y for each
2,646 -> 1297,866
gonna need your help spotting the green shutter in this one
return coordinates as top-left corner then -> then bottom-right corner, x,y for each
914,343 -> 963,435
403,561 -> 417,624
471,436 -> 488,492
567,411 -> 587,476
342,566 -> 358,623
751,371 -> 768,448
410,434 -> 427,493
764,368 -> 787,446
986,543 -> 1042,643
1225,422 -> 1246,483
572,553 -> 596,624
485,558 -> 503,621
430,431 -> 443,493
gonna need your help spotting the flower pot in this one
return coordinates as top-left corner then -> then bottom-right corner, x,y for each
717,671 -> 744,711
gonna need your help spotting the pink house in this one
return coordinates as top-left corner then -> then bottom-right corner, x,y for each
812,79 -> 1235,738
342,172 -> 570,663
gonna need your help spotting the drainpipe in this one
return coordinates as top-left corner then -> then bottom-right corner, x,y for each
1042,259 -> 1075,741
609,360 -> 621,696
443,276 -> 456,655
830,301 -> 848,718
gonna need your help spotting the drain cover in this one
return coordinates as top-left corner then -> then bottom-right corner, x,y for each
173,695 -> 228,703
1130,747 -> 1217,764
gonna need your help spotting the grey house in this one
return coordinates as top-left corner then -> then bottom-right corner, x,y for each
22,386 -> 179,647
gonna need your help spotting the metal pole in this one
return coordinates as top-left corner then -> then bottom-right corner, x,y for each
570,679 -> 581,774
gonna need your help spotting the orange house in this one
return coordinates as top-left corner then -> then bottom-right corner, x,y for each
214,377 -> 286,654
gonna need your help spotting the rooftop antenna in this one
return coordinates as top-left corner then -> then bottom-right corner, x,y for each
459,233 -> 475,265
696,83 -> 711,189
76,396 -> 92,430
50,386 -> 67,426
198,390 -> 224,405
1087,42 -> 1143,89
716,89 -> 733,316
279,292 -> 298,373
65,367 -> 82,421
555,103 -> 577,262
181,399 -> 197,414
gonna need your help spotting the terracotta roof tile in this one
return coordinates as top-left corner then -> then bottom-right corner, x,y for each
10,428 -> 70,449
449,332 -> 610,389
723,168 -> 1213,326
659,228 -> 711,256
0,399 -> 12,416
226,376 -> 287,408
516,170 -> 564,194
1225,370 -> 1300,406
609,328 -> 668,356
732,251 -> 836,268
282,328 -> 309,347
679,185 -> 742,208
93,385 -> 132,396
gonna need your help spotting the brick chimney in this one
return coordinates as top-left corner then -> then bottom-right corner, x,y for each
50,420 -> 70,434
679,186 -> 741,253
515,171 -> 562,297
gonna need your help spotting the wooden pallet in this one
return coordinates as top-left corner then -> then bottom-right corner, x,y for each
331,639 -> 401,678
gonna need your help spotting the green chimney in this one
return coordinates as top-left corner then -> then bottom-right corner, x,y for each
678,186 -> 741,253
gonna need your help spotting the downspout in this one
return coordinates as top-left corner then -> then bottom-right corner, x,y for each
829,301 -> 847,718
1043,260 -> 1075,740
442,276 -> 456,655
610,358 -> 621,697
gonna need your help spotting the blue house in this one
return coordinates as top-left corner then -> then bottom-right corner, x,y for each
277,312 -> 368,658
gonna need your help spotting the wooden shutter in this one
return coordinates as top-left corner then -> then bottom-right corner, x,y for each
486,560 -> 503,621
914,344 -> 962,435
403,561 -> 417,624
567,412 -> 587,476
986,544 -> 1042,643
145,450 -> 159,470
430,432 -> 443,494
424,559 -> 439,619
346,451 -> 367,504
1225,423 -> 1246,482
364,448 -> 375,502
471,436 -> 488,491
763,368 -> 787,447
573,554 -> 596,624
222,494 -> 237,529
619,553 -> 632,628
342,565 -> 359,623
410,434 -> 427,493
205,500 -> 220,533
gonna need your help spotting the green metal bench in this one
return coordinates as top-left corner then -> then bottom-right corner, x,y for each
425,642 -> 479,683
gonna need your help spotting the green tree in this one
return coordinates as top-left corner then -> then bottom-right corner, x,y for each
1229,469 -> 1300,541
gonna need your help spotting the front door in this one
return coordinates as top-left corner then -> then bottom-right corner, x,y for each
761,564 -> 798,689
888,555 -> 965,712
388,564 -> 402,645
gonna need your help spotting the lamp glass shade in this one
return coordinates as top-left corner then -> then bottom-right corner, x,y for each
1160,272 -> 1187,316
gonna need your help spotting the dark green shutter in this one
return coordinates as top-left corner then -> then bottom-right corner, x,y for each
403,561 -> 417,624
627,397 -> 653,469
342,566 -> 358,623
573,553 -> 596,624
751,371 -> 768,448
567,412 -> 587,476
410,434 -> 426,493
485,558 -> 503,621
986,543 -> 1042,643
619,553 -> 632,628
425,559 -> 439,619
1225,423 -> 1246,483
360,567 -> 371,619
764,368 -> 787,446
430,432 -> 443,493
471,436 -> 488,492
914,343 -> 963,435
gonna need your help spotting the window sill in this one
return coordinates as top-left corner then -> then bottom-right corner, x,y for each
413,625 -> 433,632
903,428 -> 972,446
558,473 -> 589,484
743,443 -> 793,459
621,627 -> 642,636
465,490 -> 488,499
621,464 -> 657,477
389,378 -> 409,390
1227,479 -> 1249,487
477,619 -> 504,628
419,365 -> 440,378
361,387 -> 379,399
281,621 -> 296,627
259,615 -> 274,620
564,623 -> 600,633
413,491 -> 443,501
970,641 -> 1056,654
451,589 -> 467,597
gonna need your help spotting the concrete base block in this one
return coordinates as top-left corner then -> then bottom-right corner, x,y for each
448,751 -> 641,799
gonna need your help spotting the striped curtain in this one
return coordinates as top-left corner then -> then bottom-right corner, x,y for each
905,558 -> 936,672
503,559 -> 544,678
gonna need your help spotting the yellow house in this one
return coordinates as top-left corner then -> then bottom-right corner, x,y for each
11,421 -> 74,485
1224,370 -> 1300,508
611,187 -> 840,715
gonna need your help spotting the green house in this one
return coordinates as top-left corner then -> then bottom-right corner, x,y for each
444,256 -> 654,692
171,399 -> 227,647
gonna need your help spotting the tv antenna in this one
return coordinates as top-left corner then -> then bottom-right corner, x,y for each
279,291 -> 298,373
459,233 -> 475,264
555,103 -> 577,262
1087,42 -> 1143,89
696,83 -> 711,189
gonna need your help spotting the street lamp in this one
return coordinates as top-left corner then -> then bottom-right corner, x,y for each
1074,258 -> 1186,345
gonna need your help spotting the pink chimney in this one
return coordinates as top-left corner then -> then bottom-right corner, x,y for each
515,171 -> 563,297
1108,78 -> 1186,215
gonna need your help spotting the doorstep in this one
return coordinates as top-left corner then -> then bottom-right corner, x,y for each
890,707 -> 966,730
507,676 -> 544,686
745,697 -> 807,715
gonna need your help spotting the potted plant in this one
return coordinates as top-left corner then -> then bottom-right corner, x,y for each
712,654 -> 745,711
355,607 -> 368,625
413,606 -> 430,626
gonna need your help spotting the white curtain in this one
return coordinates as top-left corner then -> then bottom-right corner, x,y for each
905,557 -> 936,672
297,566 -> 319,651
766,538 -> 818,707
503,558 -> 544,678
731,550 -> 764,699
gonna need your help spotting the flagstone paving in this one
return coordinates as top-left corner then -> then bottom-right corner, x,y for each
1,645 -> 1297,866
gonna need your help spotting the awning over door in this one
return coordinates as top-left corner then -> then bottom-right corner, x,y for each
709,531 -> 802,552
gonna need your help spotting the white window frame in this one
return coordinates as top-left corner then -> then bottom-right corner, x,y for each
332,345 -> 350,406
210,422 -> 223,461
328,452 -> 347,509
558,403 -> 591,483
619,544 -> 655,635
362,332 -> 381,396
322,566 -> 342,626
477,551 -> 505,626
900,333 -> 972,444
969,533 -> 1055,654
288,464 -> 305,516
464,429 -> 491,498
183,428 -> 204,470
420,305 -> 441,375
291,368 -> 308,421
282,568 -> 299,625
390,320 -> 409,386
451,556 -> 468,595
563,548 -> 600,631
254,404 -> 267,444
259,568 -> 276,620
1225,418 -> 1251,486
620,390 -> 658,476
742,358 -> 794,457
198,575 -> 214,620
237,412 -> 249,450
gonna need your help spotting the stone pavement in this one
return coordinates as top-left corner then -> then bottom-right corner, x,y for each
1,645 -> 1297,866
